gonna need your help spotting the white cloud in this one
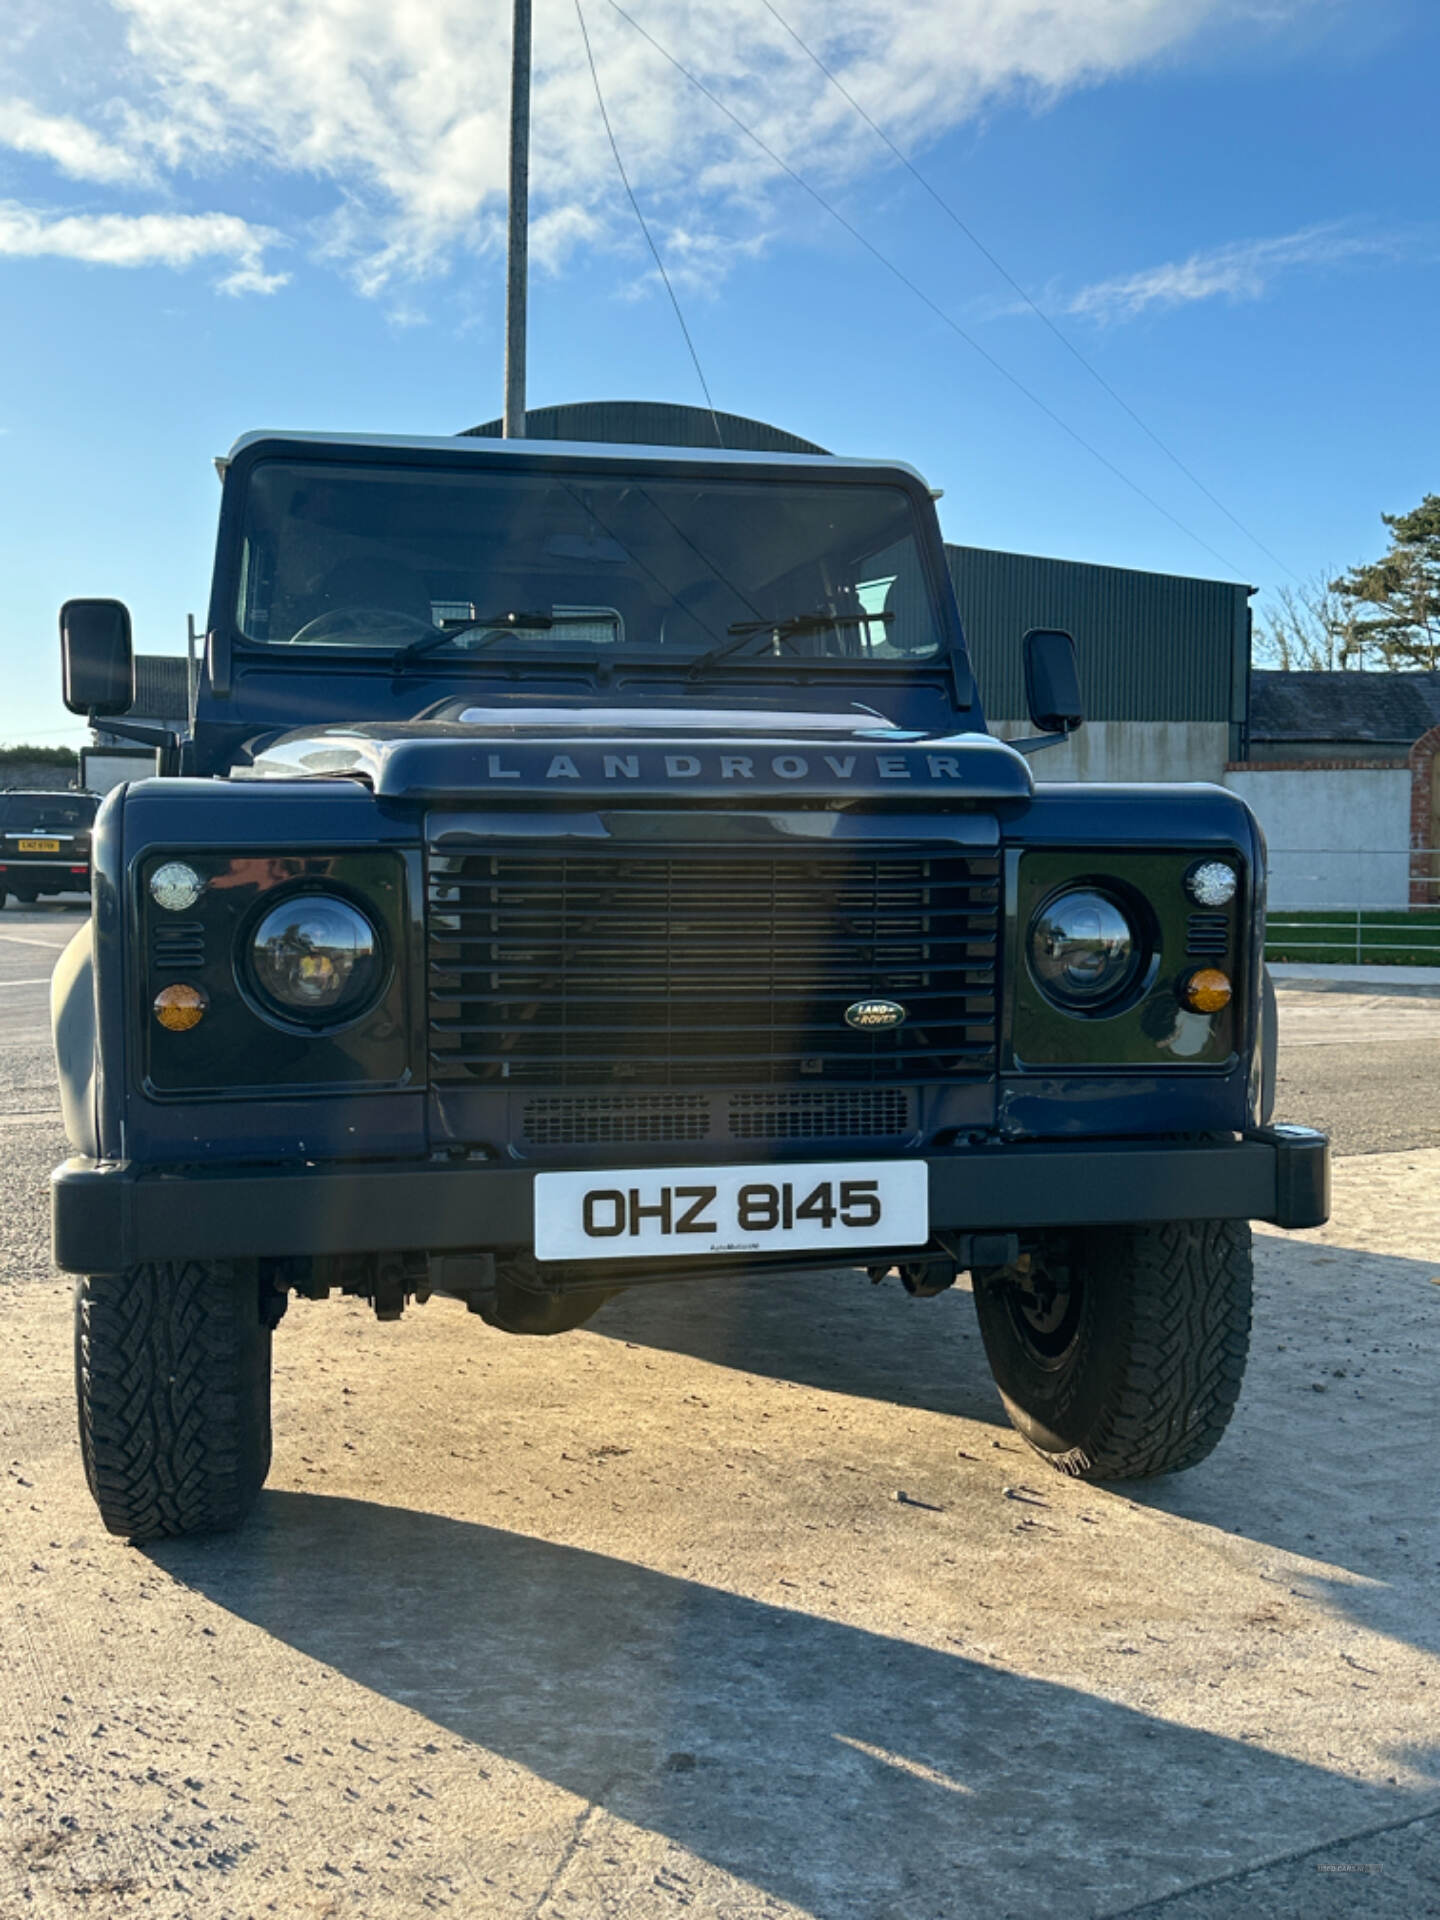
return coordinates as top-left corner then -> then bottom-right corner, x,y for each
0,97 -> 155,185
1065,223 -> 1417,320
0,0 -> 1323,295
0,202 -> 287,292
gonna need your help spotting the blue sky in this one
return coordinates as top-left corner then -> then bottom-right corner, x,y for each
1,0 -> 1436,745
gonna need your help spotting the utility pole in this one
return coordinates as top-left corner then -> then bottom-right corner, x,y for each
503,0 -> 532,438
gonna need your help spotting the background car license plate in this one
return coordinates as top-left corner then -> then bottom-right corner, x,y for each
17,839 -> 60,852
533,1160 -> 928,1262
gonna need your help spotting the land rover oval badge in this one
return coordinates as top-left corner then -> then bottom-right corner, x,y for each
845,997 -> 907,1031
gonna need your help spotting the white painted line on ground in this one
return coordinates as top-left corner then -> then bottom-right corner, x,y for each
0,978 -> 51,989
0,932 -> 69,951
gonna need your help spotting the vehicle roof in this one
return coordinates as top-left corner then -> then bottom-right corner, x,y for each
222,429 -> 931,491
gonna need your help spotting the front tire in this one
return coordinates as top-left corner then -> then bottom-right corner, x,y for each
972,1220 -> 1252,1481
75,1260 -> 272,1542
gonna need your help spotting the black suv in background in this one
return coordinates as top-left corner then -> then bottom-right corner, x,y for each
0,789 -> 96,906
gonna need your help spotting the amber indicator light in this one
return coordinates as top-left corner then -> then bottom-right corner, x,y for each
153,982 -> 207,1032
1181,967 -> 1232,1014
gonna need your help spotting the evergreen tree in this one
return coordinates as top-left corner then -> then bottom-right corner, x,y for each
1330,494 -> 1440,671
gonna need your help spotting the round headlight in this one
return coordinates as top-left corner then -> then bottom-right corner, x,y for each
1028,888 -> 1139,1010
1186,860 -> 1238,908
248,895 -> 381,1024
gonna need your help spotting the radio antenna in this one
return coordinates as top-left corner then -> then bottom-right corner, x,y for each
503,0 -> 532,437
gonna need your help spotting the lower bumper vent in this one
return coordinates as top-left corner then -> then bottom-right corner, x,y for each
523,1094 -> 710,1146
727,1089 -> 912,1140
520,1087 -> 916,1147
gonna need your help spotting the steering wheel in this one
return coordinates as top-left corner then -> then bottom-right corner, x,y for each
287,605 -> 438,645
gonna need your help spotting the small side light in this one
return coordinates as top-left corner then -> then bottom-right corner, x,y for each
150,861 -> 204,912
1181,967 -> 1232,1013
154,982 -> 207,1031
1185,860 -> 1237,908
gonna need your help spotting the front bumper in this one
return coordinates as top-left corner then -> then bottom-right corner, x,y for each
1,859 -> 90,893
52,1127 -> 1330,1274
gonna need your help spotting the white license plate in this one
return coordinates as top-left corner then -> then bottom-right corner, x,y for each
533,1160 -> 928,1263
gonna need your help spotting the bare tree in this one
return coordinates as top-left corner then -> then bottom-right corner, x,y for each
1254,575 -> 1365,670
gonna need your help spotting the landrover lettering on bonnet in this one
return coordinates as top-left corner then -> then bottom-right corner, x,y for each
845,999 -> 908,1031
479,749 -> 968,781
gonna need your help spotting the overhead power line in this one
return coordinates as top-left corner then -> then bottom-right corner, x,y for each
574,0 -> 726,448
758,0 -> 1298,584
605,0 -> 1246,579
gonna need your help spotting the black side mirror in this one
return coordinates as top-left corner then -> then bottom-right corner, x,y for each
61,599 -> 134,716
1023,627 -> 1084,734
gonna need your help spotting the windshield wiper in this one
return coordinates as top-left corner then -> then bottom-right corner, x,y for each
395,609 -> 555,665
685,609 -> 893,679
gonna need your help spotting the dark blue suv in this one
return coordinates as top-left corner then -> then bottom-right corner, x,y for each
51,429 -> 1328,1541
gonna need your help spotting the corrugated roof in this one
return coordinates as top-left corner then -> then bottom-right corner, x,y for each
462,400 -> 829,456
1249,670 -> 1440,745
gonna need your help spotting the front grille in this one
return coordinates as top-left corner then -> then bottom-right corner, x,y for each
427,845 -> 999,1088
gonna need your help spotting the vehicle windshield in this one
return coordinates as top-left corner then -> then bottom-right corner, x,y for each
234,461 -> 946,664
2,792 -> 96,828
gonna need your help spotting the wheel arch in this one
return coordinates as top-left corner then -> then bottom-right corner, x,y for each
51,921 -> 98,1157
1259,964 -> 1278,1126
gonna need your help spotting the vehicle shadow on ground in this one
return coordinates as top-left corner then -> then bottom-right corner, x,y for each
592,1238 -> 1440,1670
1116,1232 -> 1440,1661
151,1491 -> 1431,1919
590,1264 -> 1002,1424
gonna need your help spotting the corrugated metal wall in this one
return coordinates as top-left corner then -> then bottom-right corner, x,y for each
948,544 -> 1250,730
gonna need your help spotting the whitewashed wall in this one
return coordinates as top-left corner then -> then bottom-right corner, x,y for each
990,720 -> 1230,784
1222,767 -> 1413,908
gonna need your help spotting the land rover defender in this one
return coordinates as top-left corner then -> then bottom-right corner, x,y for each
51,428 -> 1328,1542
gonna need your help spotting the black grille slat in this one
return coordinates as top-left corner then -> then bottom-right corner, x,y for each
427,846 -> 1000,1088
151,921 -> 207,973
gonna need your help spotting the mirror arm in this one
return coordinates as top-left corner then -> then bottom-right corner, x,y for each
90,717 -> 180,750
1007,728 -> 1074,757
86,717 -> 185,777
90,716 -> 185,764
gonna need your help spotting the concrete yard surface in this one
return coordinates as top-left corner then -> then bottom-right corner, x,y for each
1,908 -> 1438,1915
1,1159 -> 1438,1914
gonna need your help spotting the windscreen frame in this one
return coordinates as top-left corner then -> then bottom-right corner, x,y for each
207,437 -> 973,686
